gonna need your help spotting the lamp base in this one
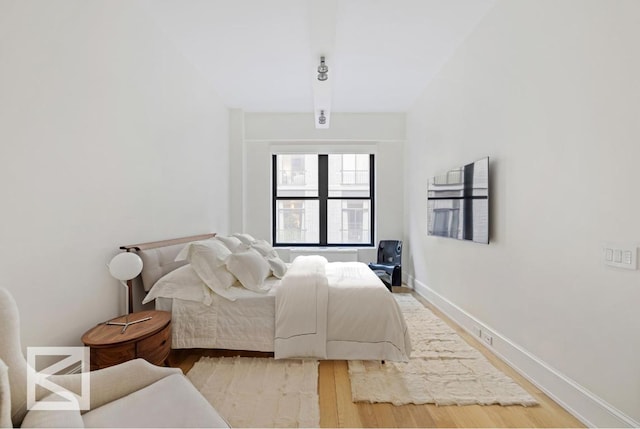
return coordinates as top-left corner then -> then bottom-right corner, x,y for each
106,315 -> 153,334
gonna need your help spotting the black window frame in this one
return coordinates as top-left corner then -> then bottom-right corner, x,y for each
272,153 -> 375,247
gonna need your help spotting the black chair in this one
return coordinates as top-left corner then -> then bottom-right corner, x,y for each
368,240 -> 402,292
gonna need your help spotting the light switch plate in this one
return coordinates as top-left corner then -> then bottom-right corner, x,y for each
605,248 -> 613,261
603,243 -> 637,270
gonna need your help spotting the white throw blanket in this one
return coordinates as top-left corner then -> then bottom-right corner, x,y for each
275,256 -> 412,361
274,255 -> 329,359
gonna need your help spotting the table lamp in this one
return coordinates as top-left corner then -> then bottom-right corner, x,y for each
107,251 -> 151,333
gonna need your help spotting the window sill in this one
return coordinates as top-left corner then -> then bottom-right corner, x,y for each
275,246 -> 377,263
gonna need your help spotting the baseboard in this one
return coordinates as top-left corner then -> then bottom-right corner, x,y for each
407,275 -> 639,428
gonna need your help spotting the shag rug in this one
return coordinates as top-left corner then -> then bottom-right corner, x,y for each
187,356 -> 319,428
349,294 -> 539,407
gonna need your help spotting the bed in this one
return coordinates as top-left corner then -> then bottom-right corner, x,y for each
123,233 -> 411,362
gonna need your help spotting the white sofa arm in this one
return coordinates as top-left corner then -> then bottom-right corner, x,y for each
20,394 -> 84,428
87,359 -> 181,411
0,359 -> 12,428
48,359 -> 181,412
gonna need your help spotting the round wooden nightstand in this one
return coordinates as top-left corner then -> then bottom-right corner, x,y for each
82,310 -> 171,370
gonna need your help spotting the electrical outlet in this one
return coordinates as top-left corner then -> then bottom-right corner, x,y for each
481,331 -> 493,346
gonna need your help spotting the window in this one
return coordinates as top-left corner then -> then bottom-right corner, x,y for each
272,153 -> 374,246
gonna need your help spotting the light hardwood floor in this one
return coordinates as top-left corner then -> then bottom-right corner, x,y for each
169,287 -> 584,428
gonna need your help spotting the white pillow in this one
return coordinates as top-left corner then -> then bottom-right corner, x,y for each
250,239 -> 277,258
215,236 -> 244,252
175,238 -> 230,264
250,240 -> 287,278
232,233 -> 257,245
178,240 -> 237,293
143,265 -> 214,306
192,256 -> 236,292
226,248 -> 271,292
267,256 -> 288,279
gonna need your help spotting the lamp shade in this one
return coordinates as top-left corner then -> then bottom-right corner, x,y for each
108,252 -> 143,281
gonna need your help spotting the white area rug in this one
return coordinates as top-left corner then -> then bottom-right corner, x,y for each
187,356 -> 319,428
349,294 -> 539,406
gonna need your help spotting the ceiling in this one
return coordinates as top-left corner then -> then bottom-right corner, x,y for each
145,0 -> 495,121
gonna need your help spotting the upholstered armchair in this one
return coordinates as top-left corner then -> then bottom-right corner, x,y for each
0,288 -> 229,428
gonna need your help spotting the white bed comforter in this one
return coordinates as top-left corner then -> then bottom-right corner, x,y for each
274,256 -> 411,362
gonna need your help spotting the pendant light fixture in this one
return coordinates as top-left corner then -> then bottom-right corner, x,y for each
317,56 -> 328,81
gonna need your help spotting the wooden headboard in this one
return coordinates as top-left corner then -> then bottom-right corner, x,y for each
120,233 -> 215,252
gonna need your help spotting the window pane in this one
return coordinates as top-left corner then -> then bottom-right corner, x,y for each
327,200 -> 371,244
275,200 -> 319,243
328,154 -> 370,197
276,154 -> 318,197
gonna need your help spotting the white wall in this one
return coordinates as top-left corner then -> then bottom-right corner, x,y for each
229,109 -> 245,233
0,1 -> 229,349
405,0 -> 640,426
236,112 -> 405,263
